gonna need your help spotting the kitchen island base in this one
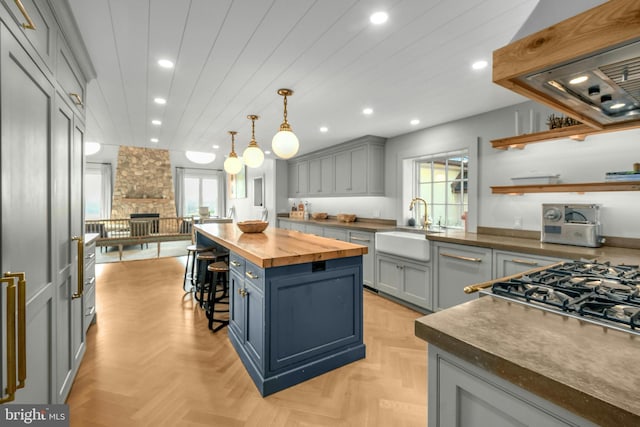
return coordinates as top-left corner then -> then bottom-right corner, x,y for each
428,346 -> 597,427
196,228 -> 366,397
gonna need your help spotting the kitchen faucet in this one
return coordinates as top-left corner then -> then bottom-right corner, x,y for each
409,197 -> 429,229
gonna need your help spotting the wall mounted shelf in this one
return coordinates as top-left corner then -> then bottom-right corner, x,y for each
492,181 -> 640,194
121,198 -> 167,201
491,122 -> 640,150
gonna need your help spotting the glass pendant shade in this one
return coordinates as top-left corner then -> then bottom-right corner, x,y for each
243,115 -> 264,168
224,155 -> 243,175
243,145 -> 264,168
272,129 -> 299,159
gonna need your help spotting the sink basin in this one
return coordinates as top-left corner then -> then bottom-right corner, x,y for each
375,231 -> 430,261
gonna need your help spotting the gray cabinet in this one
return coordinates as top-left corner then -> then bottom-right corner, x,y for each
428,346 -> 597,427
287,136 -> 385,197
349,231 -> 375,288
494,250 -> 566,279
277,219 -> 292,230
308,156 -> 333,195
83,236 -> 97,334
289,221 -> 306,232
287,160 -> 308,196
376,253 -> 431,310
305,224 -> 324,236
434,242 -> 492,311
323,227 -> 348,242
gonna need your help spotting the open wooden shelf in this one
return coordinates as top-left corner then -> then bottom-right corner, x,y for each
491,122 -> 640,150
120,198 -> 167,201
492,181 -> 640,194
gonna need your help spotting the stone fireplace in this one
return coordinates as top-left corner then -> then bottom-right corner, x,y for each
111,146 -> 177,218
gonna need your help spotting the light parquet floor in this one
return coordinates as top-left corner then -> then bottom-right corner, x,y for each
66,257 -> 427,427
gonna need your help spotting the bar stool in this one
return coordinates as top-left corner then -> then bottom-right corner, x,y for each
195,250 -> 229,307
206,261 -> 229,332
182,244 -> 213,292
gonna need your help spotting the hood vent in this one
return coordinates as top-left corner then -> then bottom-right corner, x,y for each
493,0 -> 640,131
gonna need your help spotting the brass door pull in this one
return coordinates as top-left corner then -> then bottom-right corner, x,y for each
440,252 -> 482,263
230,260 -> 241,267
245,271 -> 258,280
1,272 -> 27,403
510,259 -> 539,266
72,236 -> 84,299
14,0 -> 36,30
70,93 -> 84,107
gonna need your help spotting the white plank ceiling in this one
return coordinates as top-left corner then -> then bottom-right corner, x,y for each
68,0 -> 539,168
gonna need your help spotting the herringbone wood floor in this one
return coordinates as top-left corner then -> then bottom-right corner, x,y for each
66,257 -> 427,426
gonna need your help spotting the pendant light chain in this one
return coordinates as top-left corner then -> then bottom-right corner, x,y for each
282,94 -> 289,125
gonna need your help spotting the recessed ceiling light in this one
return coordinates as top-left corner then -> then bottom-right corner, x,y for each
150,138 -> 159,143
569,75 -> 588,85
472,60 -> 488,70
157,59 -> 174,68
362,108 -> 373,115
151,119 -> 162,125
185,151 -> 216,164
410,119 -> 420,125
85,141 -> 101,155
370,11 -> 388,25
610,102 -> 626,109
154,97 -> 166,105
212,144 -> 220,149
320,126 -> 328,133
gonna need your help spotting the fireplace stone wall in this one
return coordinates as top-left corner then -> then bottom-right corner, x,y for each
111,146 -> 177,218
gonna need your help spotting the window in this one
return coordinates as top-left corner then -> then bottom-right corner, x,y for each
177,168 -> 224,217
415,150 -> 468,228
84,162 -> 112,219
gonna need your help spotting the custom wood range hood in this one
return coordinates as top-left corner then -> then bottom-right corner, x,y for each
493,0 -> 640,132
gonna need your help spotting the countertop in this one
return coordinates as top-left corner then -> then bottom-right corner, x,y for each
424,229 -> 640,265
277,216 -> 397,232
195,223 -> 368,268
415,296 -> 640,427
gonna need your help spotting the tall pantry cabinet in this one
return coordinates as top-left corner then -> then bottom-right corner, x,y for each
0,0 -> 94,404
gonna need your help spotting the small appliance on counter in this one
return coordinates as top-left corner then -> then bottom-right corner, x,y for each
541,203 -> 604,247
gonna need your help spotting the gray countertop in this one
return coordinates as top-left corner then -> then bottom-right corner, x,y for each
415,296 -> 640,427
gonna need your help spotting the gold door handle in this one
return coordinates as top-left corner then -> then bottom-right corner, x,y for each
72,236 -> 84,299
245,271 -> 258,280
70,93 -> 84,107
230,260 -> 241,267
510,259 -> 539,266
0,276 -> 17,403
4,272 -> 26,390
14,0 -> 36,30
237,288 -> 247,298
440,252 -> 482,263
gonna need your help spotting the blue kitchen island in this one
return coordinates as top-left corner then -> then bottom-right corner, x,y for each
194,223 -> 368,396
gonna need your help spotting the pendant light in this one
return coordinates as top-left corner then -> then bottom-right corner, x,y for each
271,88 -> 299,159
243,115 -> 264,168
223,131 -> 243,175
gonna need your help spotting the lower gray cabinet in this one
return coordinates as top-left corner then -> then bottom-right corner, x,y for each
376,253 -> 431,310
433,242 -> 492,311
277,219 -> 292,230
494,250 -> 566,279
289,221 -> 306,232
428,346 -> 597,427
323,227 -> 348,241
349,231 -> 374,288
305,224 -> 324,236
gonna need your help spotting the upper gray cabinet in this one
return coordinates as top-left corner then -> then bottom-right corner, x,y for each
288,135 -> 385,198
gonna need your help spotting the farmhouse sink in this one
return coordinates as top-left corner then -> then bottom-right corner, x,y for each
375,231 -> 430,262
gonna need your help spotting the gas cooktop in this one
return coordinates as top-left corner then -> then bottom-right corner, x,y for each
487,261 -> 640,335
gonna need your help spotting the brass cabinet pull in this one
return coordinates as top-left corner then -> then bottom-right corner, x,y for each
238,288 -> 247,298
350,237 -> 371,242
14,0 -> 36,30
69,93 -> 84,107
440,252 -> 482,263
245,271 -> 258,280
72,236 -> 84,299
230,260 -> 241,267
4,273 -> 26,390
510,258 -> 539,266
0,277 -> 17,403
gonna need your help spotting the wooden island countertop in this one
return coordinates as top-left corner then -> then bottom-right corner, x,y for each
194,222 -> 367,268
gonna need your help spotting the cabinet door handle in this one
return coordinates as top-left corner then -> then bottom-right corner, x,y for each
85,276 -> 96,287
245,271 -> 259,280
14,0 -> 36,30
0,272 -> 27,403
230,260 -> 241,267
85,252 -> 96,261
238,288 -> 248,297
440,252 -> 482,263
350,237 -> 370,242
70,93 -> 84,107
72,236 -> 84,299
85,306 -> 96,317
510,258 -> 539,266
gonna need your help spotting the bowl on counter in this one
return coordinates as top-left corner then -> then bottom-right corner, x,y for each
337,213 -> 357,223
237,220 -> 269,233
311,212 -> 328,220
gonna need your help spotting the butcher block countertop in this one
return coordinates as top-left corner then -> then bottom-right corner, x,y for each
415,296 -> 640,427
195,223 -> 367,268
